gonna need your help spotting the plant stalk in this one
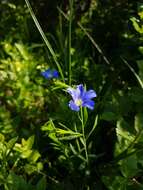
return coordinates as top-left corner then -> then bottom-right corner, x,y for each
80,107 -> 89,164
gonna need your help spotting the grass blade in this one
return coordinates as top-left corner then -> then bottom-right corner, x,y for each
25,0 -> 65,82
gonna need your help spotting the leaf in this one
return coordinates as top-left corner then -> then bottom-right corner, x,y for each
138,46 -> 143,54
25,162 -> 43,175
58,134 -> 82,140
130,17 -> 143,34
79,137 -> 85,147
36,177 -> 46,190
41,121 -> 55,132
21,149 -> 32,159
120,155 -> 138,178
7,137 -> 18,150
22,135 -> 35,150
42,120 -> 82,142
135,113 -> 143,133
115,118 -> 135,156
87,115 -> 98,140
0,133 -> 5,142
0,172 -> 6,184
0,142 -> 7,159
49,133 -> 60,144
7,171 -> 33,190
15,43 -> 29,60
24,163 -> 37,175
28,150 -> 41,162
69,143 -> 77,155
6,136 -> 18,157
56,128 -> 81,136
116,126 -> 134,142
37,162 -> 43,171
56,128 -> 77,135
42,120 -> 60,143
70,144 -> 86,162
52,81 -> 69,90
102,175 -> 126,190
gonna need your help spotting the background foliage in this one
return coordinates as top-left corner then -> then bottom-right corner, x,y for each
0,0 -> 143,189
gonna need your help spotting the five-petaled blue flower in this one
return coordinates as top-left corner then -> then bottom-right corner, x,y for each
41,68 -> 59,79
67,84 -> 97,111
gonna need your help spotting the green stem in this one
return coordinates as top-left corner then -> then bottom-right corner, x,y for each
80,107 -> 88,164
68,0 -> 73,85
74,123 -> 81,152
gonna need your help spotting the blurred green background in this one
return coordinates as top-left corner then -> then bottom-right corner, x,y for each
0,0 -> 143,189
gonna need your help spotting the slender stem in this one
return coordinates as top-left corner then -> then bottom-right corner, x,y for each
80,107 -> 88,164
74,123 -> 81,152
68,0 -> 73,85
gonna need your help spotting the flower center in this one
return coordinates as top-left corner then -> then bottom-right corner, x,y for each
75,99 -> 82,106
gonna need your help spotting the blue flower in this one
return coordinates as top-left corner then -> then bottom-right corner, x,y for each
67,84 -> 97,111
41,68 -> 59,79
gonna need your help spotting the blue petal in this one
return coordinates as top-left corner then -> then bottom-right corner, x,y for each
69,100 -> 80,111
67,88 -> 78,100
41,69 -> 52,79
82,100 -> 95,110
77,84 -> 85,97
84,90 -> 97,100
67,84 -> 85,101
53,70 -> 59,78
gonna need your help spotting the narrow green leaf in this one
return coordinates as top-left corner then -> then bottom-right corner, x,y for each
56,128 -> 81,135
70,143 -> 77,155
59,134 -> 82,140
86,115 -> 98,140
